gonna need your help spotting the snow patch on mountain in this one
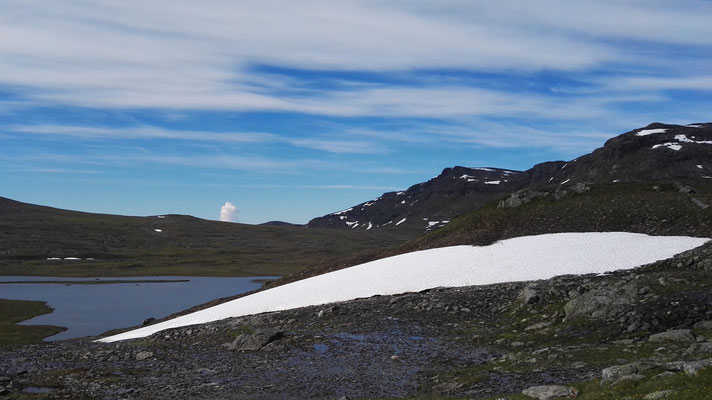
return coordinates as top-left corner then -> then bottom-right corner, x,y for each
636,128 -> 667,136
98,232 -> 709,343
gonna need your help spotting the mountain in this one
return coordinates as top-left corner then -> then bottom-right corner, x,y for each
307,166 -> 523,235
0,197 -> 400,277
307,123 -> 712,236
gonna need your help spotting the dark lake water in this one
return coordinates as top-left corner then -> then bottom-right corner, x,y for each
0,276 -> 276,341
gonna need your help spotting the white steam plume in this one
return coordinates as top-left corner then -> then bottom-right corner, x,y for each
219,201 -> 237,222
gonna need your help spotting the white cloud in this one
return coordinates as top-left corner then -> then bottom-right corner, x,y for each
219,201 -> 237,222
0,0 -> 708,117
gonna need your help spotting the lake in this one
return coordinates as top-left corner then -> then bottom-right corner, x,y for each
0,276 -> 276,341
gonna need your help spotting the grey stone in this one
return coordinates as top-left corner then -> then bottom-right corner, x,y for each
525,322 -> 551,331
683,359 -> 712,376
691,197 -> 709,210
564,287 -> 636,321
694,320 -> 712,330
649,329 -> 695,343
601,362 -> 654,384
520,285 -> 541,305
686,342 -> 712,355
521,385 -> 578,399
134,351 -> 153,361
224,328 -> 284,351
499,189 -> 548,208
644,390 -> 674,400
432,382 -> 463,394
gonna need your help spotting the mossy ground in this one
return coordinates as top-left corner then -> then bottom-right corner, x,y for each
0,298 -> 65,346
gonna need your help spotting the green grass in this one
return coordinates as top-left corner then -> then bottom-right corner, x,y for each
0,298 -> 65,346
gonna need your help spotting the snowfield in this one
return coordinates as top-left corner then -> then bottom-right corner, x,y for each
98,232 -> 708,342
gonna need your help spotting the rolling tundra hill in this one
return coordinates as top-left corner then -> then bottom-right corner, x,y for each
0,197 -> 402,277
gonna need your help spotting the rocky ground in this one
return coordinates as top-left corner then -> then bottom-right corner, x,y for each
2,242 -> 712,400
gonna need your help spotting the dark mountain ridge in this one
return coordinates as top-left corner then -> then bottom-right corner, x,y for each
307,122 -> 712,236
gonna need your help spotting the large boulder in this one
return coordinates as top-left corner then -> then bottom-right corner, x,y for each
224,327 -> 284,351
522,385 -> 578,399
648,329 -> 696,343
564,286 -> 636,321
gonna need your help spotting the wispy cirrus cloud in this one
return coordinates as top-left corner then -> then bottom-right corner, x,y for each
0,0 -> 709,116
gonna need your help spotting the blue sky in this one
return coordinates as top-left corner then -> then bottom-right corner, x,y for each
1,1 -> 710,224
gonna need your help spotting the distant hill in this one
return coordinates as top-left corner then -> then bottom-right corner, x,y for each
259,221 -> 304,227
307,123 -> 712,236
0,197 -> 401,277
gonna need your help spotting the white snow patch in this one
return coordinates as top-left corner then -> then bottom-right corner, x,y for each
98,232 -> 709,342
64,257 -> 80,261
474,168 -> 494,172
636,128 -> 667,136
561,163 -> 568,169
460,174 -> 475,179
698,165 -> 704,169
395,218 -> 406,226
548,177 -> 554,183
154,229 -> 162,233
157,215 -> 166,219
688,124 -> 704,128
363,202 -> 375,207
704,176 -> 712,179
345,221 -> 358,228
366,222 -> 373,230
427,221 -> 440,227
46,257 -> 61,260
333,208 -> 353,216
339,216 -> 346,220
613,179 -> 620,183
561,179 -> 571,185
397,192 -> 404,195
400,200 -> 405,204
652,143 -> 682,151
485,180 -> 501,185
674,134 -> 712,145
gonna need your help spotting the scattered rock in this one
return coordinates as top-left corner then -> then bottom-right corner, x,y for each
142,317 -> 156,326
521,385 -> 578,399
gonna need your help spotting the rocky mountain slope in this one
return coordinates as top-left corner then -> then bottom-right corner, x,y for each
2,240 -> 711,399
307,123 -> 712,236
